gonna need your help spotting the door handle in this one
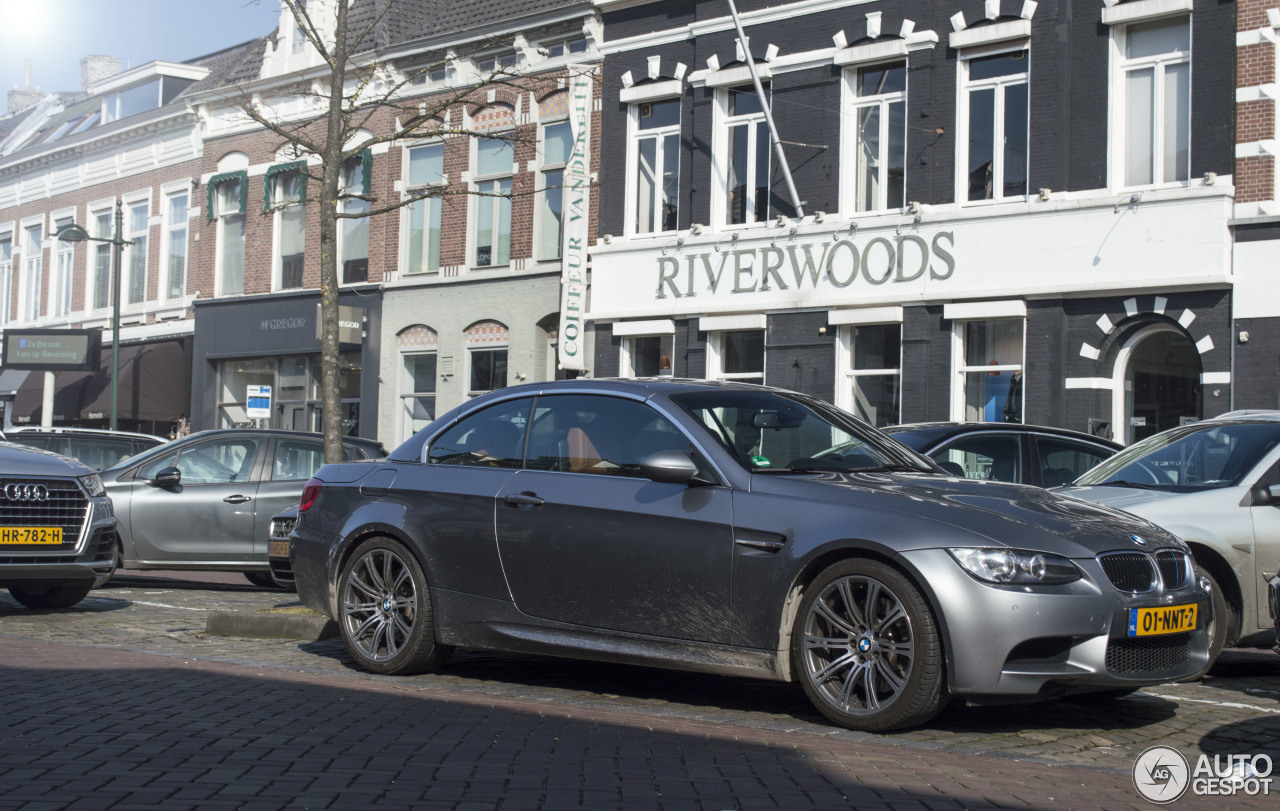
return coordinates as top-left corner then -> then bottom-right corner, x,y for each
503,492 -> 544,507
223,495 -> 252,504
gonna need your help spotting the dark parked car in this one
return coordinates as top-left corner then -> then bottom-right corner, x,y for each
99,429 -> 383,588
291,379 -> 1211,732
883,422 -> 1120,487
0,441 -> 118,608
6,427 -> 166,470
1059,411 -> 1280,671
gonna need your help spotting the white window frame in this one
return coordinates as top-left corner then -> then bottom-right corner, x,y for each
947,304 -> 1026,423
400,140 -> 446,276
841,61 -> 907,215
270,168 -> 306,291
615,320 -> 677,378
122,191 -> 151,309
955,45 -> 1030,205
1108,15 -> 1191,191
625,97 -> 682,237
161,182 -> 191,301
50,210 -> 76,319
0,224 -> 14,326
471,133 -> 514,269
834,319 -> 903,427
338,153 -> 371,284
712,83 -> 773,227
704,314 -> 767,383
86,201 -> 115,313
212,175 -> 247,297
19,218 -> 43,322
466,343 -> 509,398
399,348 -> 438,444
537,118 -> 571,262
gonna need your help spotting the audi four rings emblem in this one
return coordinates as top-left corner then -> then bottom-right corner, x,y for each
4,483 -> 49,502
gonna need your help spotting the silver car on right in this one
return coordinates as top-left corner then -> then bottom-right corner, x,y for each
1059,411 -> 1280,670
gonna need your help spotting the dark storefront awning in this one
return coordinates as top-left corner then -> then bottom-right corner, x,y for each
10,340 -> 188,425
0,368 -> 30,396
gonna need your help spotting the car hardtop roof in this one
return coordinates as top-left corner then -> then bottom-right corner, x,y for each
478,377 -> 802,399
1214,410 -> 1280,422
884,420 -> 1121,448
174,428 -> 385,453
9,426 -> 168,442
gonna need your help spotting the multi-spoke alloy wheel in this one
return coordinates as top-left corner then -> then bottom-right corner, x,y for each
337,538 -> 451,675
793,559 -> 945,732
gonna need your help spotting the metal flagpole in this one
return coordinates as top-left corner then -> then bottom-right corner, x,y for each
726,0 -> 804,218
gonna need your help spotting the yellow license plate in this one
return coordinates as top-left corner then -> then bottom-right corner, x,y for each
268,540 -> 290,559
1128,603 -> 1198,636
0,527 -> 63,545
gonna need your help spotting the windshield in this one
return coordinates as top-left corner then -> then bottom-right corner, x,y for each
1076,421 -> 1280,491
672,390 -> 934,474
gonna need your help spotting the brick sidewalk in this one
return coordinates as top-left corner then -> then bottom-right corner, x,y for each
1,637 -> 1261,811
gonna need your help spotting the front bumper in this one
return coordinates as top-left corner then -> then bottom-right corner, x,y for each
900,548 -> 1212,699
0,525 -> 118,590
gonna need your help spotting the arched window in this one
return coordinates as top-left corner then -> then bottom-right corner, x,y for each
465,320 -> 509,396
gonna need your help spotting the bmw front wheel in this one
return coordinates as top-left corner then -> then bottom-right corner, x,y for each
338,538 -> 452,675
793,559 -> 945,732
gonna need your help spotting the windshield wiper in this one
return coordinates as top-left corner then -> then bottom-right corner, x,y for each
1096,479 -> 1163,490
755,460 -> 926,475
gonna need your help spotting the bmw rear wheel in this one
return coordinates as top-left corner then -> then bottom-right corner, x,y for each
793,559 -> 945,732
338,538 -> 452,675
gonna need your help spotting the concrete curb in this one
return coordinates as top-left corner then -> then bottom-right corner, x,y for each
205,610 -> 338,641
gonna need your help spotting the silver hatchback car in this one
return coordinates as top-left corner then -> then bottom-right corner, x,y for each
1059,412 -> 1280,670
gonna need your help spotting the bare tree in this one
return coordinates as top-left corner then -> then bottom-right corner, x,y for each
228,0 -> 578,461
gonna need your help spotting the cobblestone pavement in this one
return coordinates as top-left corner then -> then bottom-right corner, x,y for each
1,572 -> 1277,809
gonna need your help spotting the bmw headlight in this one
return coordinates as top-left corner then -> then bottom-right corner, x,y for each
79,474 -> 105,498
948,548 -> 1080,585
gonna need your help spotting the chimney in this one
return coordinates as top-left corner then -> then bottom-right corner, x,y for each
80,55 -> 123,93
7,57 -> 42,114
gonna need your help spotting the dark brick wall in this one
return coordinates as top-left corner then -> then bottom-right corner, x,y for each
1025,299 -> 1066,427
598,0 -> 1236,236
900,304 -> 951,423
766,311 -> 836,400
1234,316 -> 1280,410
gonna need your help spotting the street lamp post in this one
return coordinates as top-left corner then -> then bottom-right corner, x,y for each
55,201 -> 131,432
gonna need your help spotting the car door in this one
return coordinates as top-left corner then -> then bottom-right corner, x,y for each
494,394 -> 734,642
1033,436 -> 1116,488
1249,454 -> 1280,631
124,435 -> 265,565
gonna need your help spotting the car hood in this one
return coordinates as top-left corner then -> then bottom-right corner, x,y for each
751,472 -> 1183,557
1053,484 -> 1186,513
0,441 -> 95,477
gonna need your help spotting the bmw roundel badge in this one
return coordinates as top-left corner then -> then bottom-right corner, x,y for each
1131,534 -> 1148,547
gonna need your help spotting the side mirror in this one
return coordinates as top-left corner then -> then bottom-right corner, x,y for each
151,466 -> 182,489
640,450 -> 699,485
1253,483 -> 1280,506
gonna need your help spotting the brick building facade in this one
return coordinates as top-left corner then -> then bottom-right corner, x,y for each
589,0 -> 1250,446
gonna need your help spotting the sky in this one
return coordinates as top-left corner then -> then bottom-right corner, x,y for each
0,0 -> 284,100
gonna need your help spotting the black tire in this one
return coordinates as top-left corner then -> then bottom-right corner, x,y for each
8,582 -> 93,609
337,537 -> 452,675
792,559 -> 946,732
243,571 -> 278,589
1182,567 -> 1231,681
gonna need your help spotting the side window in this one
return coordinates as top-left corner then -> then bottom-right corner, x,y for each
427,398 -> 532,467
932,435 -> 1021,482
167,438 -> 262,485
525,394 -> 692,477
1037,437 -> 1112,488
272,440 -> 324,481
66,437 -> 137,470
138,452 -> 178,480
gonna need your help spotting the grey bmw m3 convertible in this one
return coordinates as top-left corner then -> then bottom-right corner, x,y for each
291,379 -> 1212,731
